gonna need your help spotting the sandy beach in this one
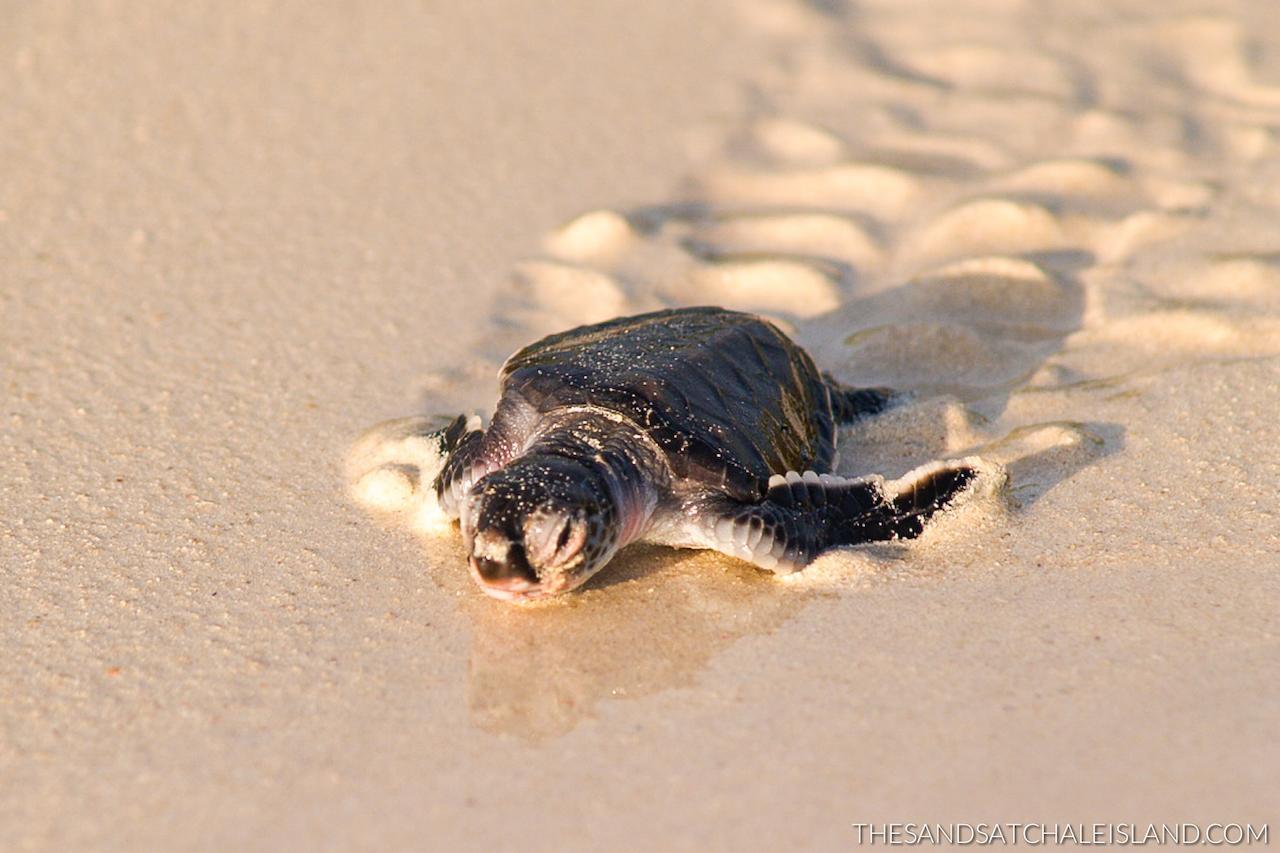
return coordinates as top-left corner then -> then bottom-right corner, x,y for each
4,0 -> 1278,849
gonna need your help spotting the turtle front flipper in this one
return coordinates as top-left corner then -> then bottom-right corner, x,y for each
347,414 -> 483,530
701,460 -> 984,573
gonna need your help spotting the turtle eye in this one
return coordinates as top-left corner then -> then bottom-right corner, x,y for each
524,511 -> 588,568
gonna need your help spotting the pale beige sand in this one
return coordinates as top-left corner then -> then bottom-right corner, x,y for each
4,0 -> 1279,850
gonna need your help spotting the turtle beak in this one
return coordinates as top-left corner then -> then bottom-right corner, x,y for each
472,567 -> 583,600
469,562 -> 540,600
467,529 -> 545,600
467,546 -> 588,602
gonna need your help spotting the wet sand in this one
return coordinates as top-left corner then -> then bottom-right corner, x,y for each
4,0 -> 1278,849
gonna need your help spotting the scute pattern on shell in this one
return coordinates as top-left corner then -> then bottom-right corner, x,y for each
499,306 -> 837,501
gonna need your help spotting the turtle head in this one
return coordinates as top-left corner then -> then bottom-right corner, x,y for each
462,456 -> 619,601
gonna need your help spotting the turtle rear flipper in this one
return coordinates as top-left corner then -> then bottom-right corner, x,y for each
702,460 -> 981,573
822,373 -> 900,424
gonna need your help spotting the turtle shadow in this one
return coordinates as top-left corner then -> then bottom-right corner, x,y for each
800,249 -> 1092,424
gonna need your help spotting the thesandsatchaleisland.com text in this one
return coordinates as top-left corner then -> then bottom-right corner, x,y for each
850,823 -> 1268,846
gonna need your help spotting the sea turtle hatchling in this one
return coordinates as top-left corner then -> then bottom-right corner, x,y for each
350,306 -> 996,601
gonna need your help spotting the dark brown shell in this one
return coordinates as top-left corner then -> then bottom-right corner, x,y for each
499,307 -> 838,501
